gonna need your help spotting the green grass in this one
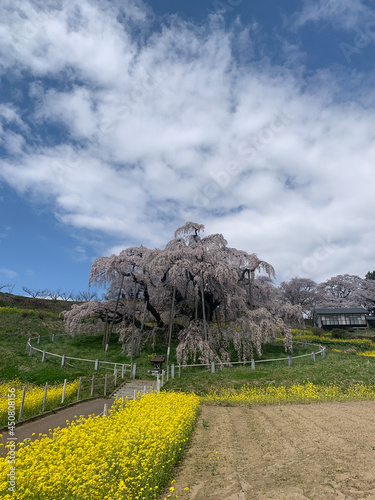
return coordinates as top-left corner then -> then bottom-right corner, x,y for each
163,348 -> 375,394
1,292 -> 375,399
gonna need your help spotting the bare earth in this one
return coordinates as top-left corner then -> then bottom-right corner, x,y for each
162,401 -> 375,500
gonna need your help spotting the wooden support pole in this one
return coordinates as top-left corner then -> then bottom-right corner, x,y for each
77,377 -> 82,401
42,382 -> 48,413
104,374 -> 108,396
18,386 -> 26,421
91,375 -> 95,397
61,379 -> 67,404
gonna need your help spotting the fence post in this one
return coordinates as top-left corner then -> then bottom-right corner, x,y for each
91,375 -> 95,397
77,377 -> 82,401
52,334 -> 55,342
61,354 -> 66,368
42,382 -> 48,413
251,359 -> 255,371
143,385 -> 146,395
114,368 -> 117,387
161,370 -> 164,387
104,374 -> 108,396
94,359 -> 99,371
26,338 -> 31,353
312,352 -> 316,362
304,341 -> 308,350
156,375 -> 161,393
37,335 -> 40,345
288,355 -> 292,367
171,364 -> 175,379
18,386 -> 27,421
132,363 -> 136,380
179,363 -> 181,378
61,379 -> 67,404
103,403 -> 108,416
29,345 -> 33,357
42,350 -> 46,362
211,362 -> 215,374
122,365 -> 125,379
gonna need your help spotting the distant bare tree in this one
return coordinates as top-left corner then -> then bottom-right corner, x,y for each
47,289 -> 62,300
0,283 -> 15,293
59,290 -> 74,301
75,289 -> 98,302
22,286 -> 49,298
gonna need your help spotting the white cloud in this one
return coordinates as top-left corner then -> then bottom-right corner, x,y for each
291,0 -> 373,31
0,0 -> 374,282
0,268 -> 18,279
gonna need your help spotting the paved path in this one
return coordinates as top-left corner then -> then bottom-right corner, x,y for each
1,398 -> 115,457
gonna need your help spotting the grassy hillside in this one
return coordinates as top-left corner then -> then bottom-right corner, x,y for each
1,292 -> 375,393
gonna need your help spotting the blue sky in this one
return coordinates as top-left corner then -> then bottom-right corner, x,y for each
1,0 -> 375,297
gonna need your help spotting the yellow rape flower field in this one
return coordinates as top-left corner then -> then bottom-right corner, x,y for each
200,381 -> 375,405
0,392 -> 199,500
0,380 -> 79,427
357,350 -> 375,357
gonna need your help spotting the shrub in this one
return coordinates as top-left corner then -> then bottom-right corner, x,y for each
330,328 -> 346,339
310,326 -> 325,337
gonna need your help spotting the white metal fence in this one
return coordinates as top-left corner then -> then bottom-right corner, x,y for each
163,341 -> 326,381
26,334 -> 134,378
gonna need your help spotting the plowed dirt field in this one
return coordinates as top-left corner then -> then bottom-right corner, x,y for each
161,401 -> 375,499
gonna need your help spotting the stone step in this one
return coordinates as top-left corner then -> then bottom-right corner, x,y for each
112,380 -> 156,400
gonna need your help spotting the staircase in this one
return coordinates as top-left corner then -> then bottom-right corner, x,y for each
111,380 -> 156,400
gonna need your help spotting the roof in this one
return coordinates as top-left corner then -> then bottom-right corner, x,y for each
314,308 -> 368,314
151,355 -> 165,362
